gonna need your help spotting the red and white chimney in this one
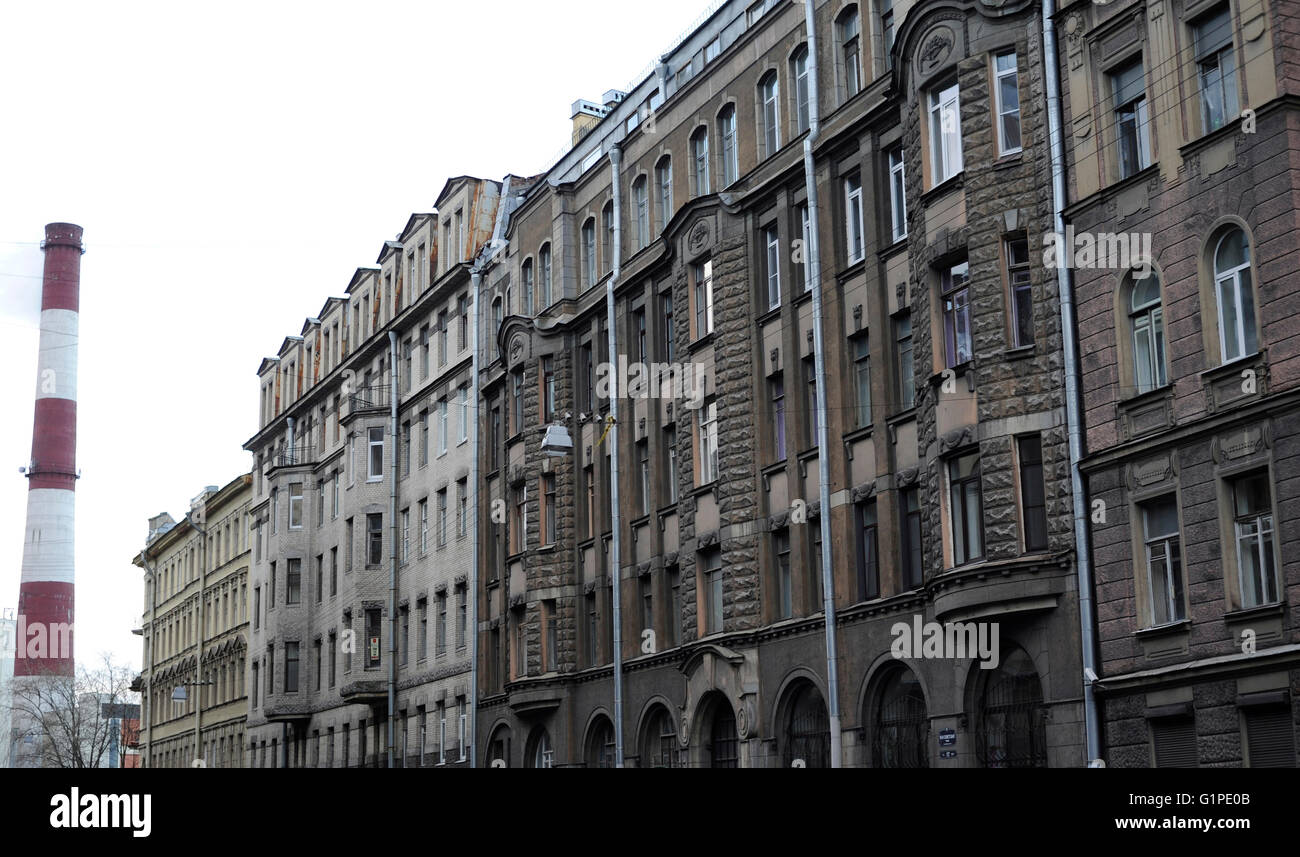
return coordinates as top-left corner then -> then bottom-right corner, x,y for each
14,224 -> 81,674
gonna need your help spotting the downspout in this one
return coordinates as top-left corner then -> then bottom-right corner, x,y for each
607,144 -> 627,767
196,520 -> 205,765
143,550 -> 156,768
469,262 -> 482,769
803,0 -> 843,768
1043,0 -> 1102,765
387,330 -> 399,768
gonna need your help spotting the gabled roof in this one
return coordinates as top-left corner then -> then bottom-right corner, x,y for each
256,357 -> 280,376
347,266 -> 380,295
375,240 -> 403,266
315,296 -> 347,320
433,176 -> 474,211
277,335 -> 304,358
399,213 -> 434,244
300,317 -> 321,338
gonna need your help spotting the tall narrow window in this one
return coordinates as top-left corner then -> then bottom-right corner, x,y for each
368,426 -> 384,480
1233,473 -> 1278,608
760,73 -> 780,158
285,642 -> 299,693
437,489 -> 448,547
698,401 -> 719,484
288,484 -> 303,529
637,440 -> 650,516
942,260 -> 972,367
844,173 -> 865,263
798,203 -> 812,291
948,452 -> 984,566
543,474 -> 557,545
1129,272 -> 1167,394
437,397 -> 447,455
541,356 -> 556,423
582,219 -> 597,287
1006,237 -> 1033,347
1142,495 -> 1186,625
901,488 -> 922,588
661,292 -> 675,362
1112,60 -> 1151,179
895,312 -> 915,409
878,0 -> 894,70
839,6 -> 861,99
539,244 -> 552,309
693,260 -> 714,337
770,374 -> 786,461
665,427 -> 679,505
928,81 -> 963,184
602,202 -> 614,275
774,530 -> 792,619
1017,435 -> 1048,552
633,177 -> 649,249
804,357 -> 819,442
1195,7 -> 1238,133
521,259 -> 534,316
286,558 -> 301,604
702,549 -> 723,635
692,128 -> 710,196
994,51 -> 1022,155
792,46 -> 811,134
852,333 -> 871,429
857,500 -> 879,601
764,225 -> 781,310
367,514 -> 383,566
655,157 -> 673,234
888,147 -> 907,242
1214,229 -> 1257,363
719,105 -> 738,187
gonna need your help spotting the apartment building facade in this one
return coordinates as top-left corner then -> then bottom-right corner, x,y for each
475,0 -> 1088,767
242,177 -> 500,767
131,474 -> 252,768
1062,0 -> 1300,767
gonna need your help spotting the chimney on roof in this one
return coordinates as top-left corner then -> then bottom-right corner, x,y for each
571,99 -> 610,146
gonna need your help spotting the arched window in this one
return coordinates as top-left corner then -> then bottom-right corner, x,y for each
585,716 -> 616,768
526,726 -> 553,768
692,127 -> 710,196
791,46 -> 811,134
581,218 -> 597,287
486,725 -> 510,768
521,259 -> 534,316
539,243 -> 553,309
1128,270 -> 1167,394
838,5 -> 862,99
718,105 -> 738,187
633,176 -> 649,249
781,682 -> 830,768
655,156 -> 673,234
699,694 -> 738,768
976,647 -> 1046,768
759,72 -> 780,159
1213,228 -> 1257,363
640,706 -> 681,768
872,666 -> 928,768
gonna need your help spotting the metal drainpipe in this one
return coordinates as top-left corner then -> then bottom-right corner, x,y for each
143,550 -> 156,768
469,263 -> 482,768
802,0 -> 844,768
607,144 -> 626,768
195,521 -> 205,765
387,330 -> 400,768
1043,0 -> 1101,765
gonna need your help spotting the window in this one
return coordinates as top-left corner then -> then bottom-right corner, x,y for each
760,73 -> 780,158
633,177 -> 649,249
367,513 -> 383,566
1006,237 -> 1033,347
285,642 -> 299,693
521,260 -> 534,315
877,0 -> 894,70
693,259 -> 714,337
1242,701 -> 1297,767
418,499 -> 428,555
437,593 -> 447,655
437,311 -> 448,365
655,157 -> 673,234
637,440 -> 650,516
458,294 -> 469,351
948,452 -> 984,566
661,292 -> 674,362
705,37 -> 720,63
888,147 -> 906,242
665,427 -> 679,504
1112,60 -> 1151,179
401,508 -> 410,562
718,105 -> 738,187
543,599 -> 559,670
853,333 -> 871,429
286,558 -> 301,604
927,81 -> 963,184
857,501 -> 879,601
602,203 -> 614,275
584,592 -> 597,665
330,547 -> 337,596
541,356 -> 556,422
976,647 -> 1046,768
792,46 -> 810,134
770,374 -> 786,461
458,385 -> 468,444
345,518 -> 353,571
542,474 -> 557,545
804,357 -> 819,442
702,548 -> 723,635
692,127 -> 710,195
328,633 -> 336,687
540,245 -> 553,307
1195,7 -> 1238,133
418,600 -> 428,660
580,219 -> 596,288
437,489 -> 448,547
511,369 -> 524,434
994,51 -> 1022,155
764,224 -> 781,310
288,484 -> 303,529
251,661 -> 259,707
367,427 -> 384,480
844,173 -> 865,263
942,260 -> 972,367
1017,436 -> 1049,552
1141,495 -> 1185,625
772,530 -> 792,619
1129,272 -> 1167,394
456,587 -> 468,651
796,203 -> 812,291
874,666 -> 928,768
633,308 -> 647,364
839,7 -> 861,99
895,313 -> 915,409
1232,472 -> 1278,608
697,400 -> 719,484
457,479 -> 468,538
1214,228 -> 1258,363
400,607 -> 409,665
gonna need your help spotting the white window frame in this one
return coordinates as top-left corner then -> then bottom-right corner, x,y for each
927,81 -> 963,184
993,51 -> 1022,156
367,427 -> 384,482
888,147 -> 906,242
844,174 -> 865,263
764,225 -> 781,310
698,401 -> 719,484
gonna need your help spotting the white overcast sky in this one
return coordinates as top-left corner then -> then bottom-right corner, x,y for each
0,0 -> 715,673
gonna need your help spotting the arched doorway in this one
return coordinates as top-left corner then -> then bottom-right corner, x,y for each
585,716 -> 616,768
525,726 -> 554,769
640,705 -> 682,768
976,646 -> 1046,768
781,682 -> 830,768
696,693 -> 739,768
871,666 -> 929,768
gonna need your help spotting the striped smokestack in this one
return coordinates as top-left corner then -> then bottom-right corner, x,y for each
15,223 -> 81,679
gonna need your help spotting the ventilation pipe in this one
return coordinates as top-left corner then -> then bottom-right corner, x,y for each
387,330 -> 399,768
1043,0 -> 1102,765
607,144 -> 627,767
802,0 -> 844,768
469,263 -> 483,768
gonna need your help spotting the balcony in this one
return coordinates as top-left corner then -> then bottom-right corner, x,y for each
349,384 -> 390,414
275,444 -> 316,468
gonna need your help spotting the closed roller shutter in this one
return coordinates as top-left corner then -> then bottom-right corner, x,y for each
1245,705 -> 1297,768
1151,717 -> 1197,768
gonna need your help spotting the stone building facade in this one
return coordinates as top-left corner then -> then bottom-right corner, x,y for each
1061,0 -> 1300,767
242,177 -> 500,767
131,474 -> 251,768
474,0 -> 1087,767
